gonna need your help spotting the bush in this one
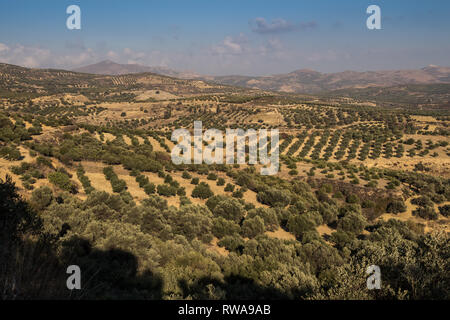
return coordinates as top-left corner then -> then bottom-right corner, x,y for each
216,177 -> 225,186
438,205 -> 450,217
31,186 -> 53,210
224,183 -> 235,192
182,171 -> 191,179
257,188 -> 291,207
190,177 -> 199,185
346,194 -> 360,204
157,184 -> 177,197
412,206 -> 438,220
232,188 -> 244,199
213,199 -> 245,223
337,212 -> 366,234
247,207 -> 279,231
411,196 -> 433,207
191,182 -> 213,199
103,166 -> 127,193
48,171 -> 78,193
218,235 -> 244,252
241,216 -> 265,238
144,183 -> 156,195
330,230 -> 355,249
207,173 -> 217,181
0,146 -> 21,160
287,214 -> 317,239
212,217 -> 240,238
386,199 -> 407,214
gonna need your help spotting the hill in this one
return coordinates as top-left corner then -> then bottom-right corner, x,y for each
73,60 -> 201,79
0,62 -> 250,99
206,65 -> 450,94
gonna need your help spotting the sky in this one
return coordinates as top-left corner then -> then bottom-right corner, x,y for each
0,0 -> 449,76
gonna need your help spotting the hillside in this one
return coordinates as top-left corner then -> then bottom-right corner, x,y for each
0,62 -> 253,100
205,65 -> 450,94
1,61 -> 449,300
73,60 -> 202,79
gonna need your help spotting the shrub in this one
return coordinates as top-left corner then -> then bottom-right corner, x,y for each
411,196 -> 433,207
287,214 -> 316,239
218,235 -> 244,252
103,166 -> 127,193
412,206 -> 438,220
224,183 -> 235,192
191,182 -> 213,199
386,199 -> 407,214
346,194 -> 360,204
212,217 -> 240,238
144,183 -> 156,195
213,199 -> 245,223
438,205 -> 450,217
232,188 -> 244,199
216,177 -> 225,186
257,188 -> 291,207
157,184 -> 177,197
48,171 -> 77,193
190,177 -> 199,185
330,230 -> 355,249
31,186 -> 53,210
181,171 -> 191,179
207,173 -> 217,181
337,212 -> 366,234
247,207 -> 279,231
241,216 -> 265,238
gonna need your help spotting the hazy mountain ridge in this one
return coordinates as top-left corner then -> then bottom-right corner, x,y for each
73,60 -> 201,79
207,65 -> 450,94
72,60 -> 450,94
0,62 -> 242,97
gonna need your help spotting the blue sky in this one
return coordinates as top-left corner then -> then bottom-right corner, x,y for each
0,0 -> 449,75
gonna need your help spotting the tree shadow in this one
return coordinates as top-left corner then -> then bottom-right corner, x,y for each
60,236 -> 164,300
0,176 -> 163,300
179,274 -> 292,300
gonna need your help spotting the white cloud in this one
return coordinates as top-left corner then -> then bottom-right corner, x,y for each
0,43 -> 51,68
0,43 -> 9,52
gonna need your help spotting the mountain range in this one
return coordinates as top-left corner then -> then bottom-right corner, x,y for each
73,60 -> 450,94
73,60 -> 201,80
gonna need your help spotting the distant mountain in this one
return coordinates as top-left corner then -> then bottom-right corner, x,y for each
205,65 -> 450,94
73,60 -> 201,79
24,59 -> 450,95
0,62 -> 240,97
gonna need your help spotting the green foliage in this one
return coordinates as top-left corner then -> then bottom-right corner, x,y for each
386,199 -> 407,214
103,166 -> 127,193
257,187 -> 291,207
246,207 -> 279,231
48,171 -> 78,193
224,183 -> 235,192
191,182 -> 213,199
157,183 -> 177,197
412,206 -> 438,220
212,198 -> 245,223
31,186 -> 53,211
212,217 -> 240,238
337,211 -> 366,234
241,216 -> 265,238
